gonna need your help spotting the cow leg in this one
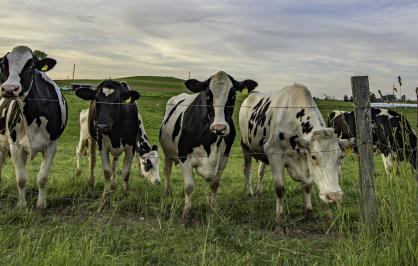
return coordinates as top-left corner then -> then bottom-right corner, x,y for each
242,146 -> 253,197
255,162 -> 266,195
98,148 -> 113,212
382,153 -> 395,176
111,156 -> 119,190
302,182 -> 314,221
75,139 -> 87,177
209,155 -> 228,206
87,139 -> 96,193
10,145 -> 29,208
164,157 -> 173,195
36,141 -> 57,209
269,154 -> 285,224
181,162 -> 195,225
0,150 -> 6,182
122,149 -> 134,196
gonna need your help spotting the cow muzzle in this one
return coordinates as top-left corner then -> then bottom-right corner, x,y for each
320,191 -> 343,203
0,83 -> 22,98
210,123 -> 229,136
96,123 -> 111,134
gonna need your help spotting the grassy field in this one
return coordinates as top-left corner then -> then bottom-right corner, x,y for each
0,76 -> 416,265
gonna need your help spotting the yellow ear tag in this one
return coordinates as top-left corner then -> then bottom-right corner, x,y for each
124,97 -> 131,104
41,65 -> 48,71
345,146 -> 352,155
242,88 -> 249,96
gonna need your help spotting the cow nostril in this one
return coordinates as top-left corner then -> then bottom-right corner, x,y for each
13,86 -> 19,92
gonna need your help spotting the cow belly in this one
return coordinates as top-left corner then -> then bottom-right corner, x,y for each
18,117 -> 52,157
100,135 -> 130,156
189,143 -> 226,179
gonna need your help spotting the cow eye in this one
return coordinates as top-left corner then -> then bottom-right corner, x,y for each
311,155 -> 317,161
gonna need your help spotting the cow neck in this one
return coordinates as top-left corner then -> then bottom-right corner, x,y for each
137,119 -> 152,157
298,106 -> 325,138
177,92 -> 224,162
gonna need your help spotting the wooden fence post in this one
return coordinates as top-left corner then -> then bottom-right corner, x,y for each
416,87 -> 418,184
351,76 -> 377,230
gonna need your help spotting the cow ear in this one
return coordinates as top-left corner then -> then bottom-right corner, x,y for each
240,79 -> 258,92
120,81 -> 130,91
75,88 -> 96,100
152,145 -> 158,151
185,79 -> 209,93
143,159 -> 152,172
229,75 -> 258,92
35,58 -> 56,72
339,138 -> 355,151
122,90 -> 140,103
295,137 -> 310,155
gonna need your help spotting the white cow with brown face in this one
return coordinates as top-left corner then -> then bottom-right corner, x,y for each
239,84 -> 352,223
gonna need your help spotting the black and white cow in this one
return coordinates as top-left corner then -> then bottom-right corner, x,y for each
75,80 -> 140,209
75,107 -> 161,188
328,108 -> 417,175
239,84 -> 352,222
160,71 -> 257,224
0,46 -> 67,208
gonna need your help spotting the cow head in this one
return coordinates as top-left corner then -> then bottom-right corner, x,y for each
75,80 -> 139,134
294,128 -> 353,203
185,71 -> 257,136
139,145 -> 161,185
0,46 -> 56,98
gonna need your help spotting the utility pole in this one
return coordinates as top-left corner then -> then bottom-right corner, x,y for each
72,64 -> 76,80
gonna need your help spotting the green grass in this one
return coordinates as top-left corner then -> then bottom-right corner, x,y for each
0,76 -> 416,265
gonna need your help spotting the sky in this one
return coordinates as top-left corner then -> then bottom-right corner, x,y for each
0,0 -> 417,99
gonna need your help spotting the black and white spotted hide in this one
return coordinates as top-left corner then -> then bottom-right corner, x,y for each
159,71 -> 257,224
239,84 -> 352,223
75,80 -> 140,209
0,46 -> 67,209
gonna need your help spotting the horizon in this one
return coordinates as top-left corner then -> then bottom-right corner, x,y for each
1,0 -> 417,98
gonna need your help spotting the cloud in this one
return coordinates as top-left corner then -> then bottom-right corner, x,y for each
0,0 -> 417,98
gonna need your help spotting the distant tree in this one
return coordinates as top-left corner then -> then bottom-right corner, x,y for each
33,50 -> 47,60
343,94 -> 349,102
370,93 -> 377,102
382,94 -> 396,101
349,96 -> 353,102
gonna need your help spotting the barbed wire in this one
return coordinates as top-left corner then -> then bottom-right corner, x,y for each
17,97 -> 326,109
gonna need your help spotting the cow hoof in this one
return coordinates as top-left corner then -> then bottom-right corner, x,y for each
16,200 -> 27,209
109,180 -> 117,192
304,209 -> 316,223
255,189 -> 263,196
124,189 -> 129,197
246,190 -> 254,198
36,199 -> 47,210
97,199 -> 110,212
75,169 -> 81,177
182,208 -> 193,226
164,189 -> 171,196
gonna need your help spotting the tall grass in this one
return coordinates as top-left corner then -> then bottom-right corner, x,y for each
334,162 -> 417,265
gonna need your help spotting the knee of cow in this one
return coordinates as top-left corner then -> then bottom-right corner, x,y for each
304,184 -> 311,194
103,170 -> 111,179
17,177 -> 27,189
37,176 -> 48,188
210,179 -> 220,191
184,181 -> 196,195
275,185 -> 285,198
